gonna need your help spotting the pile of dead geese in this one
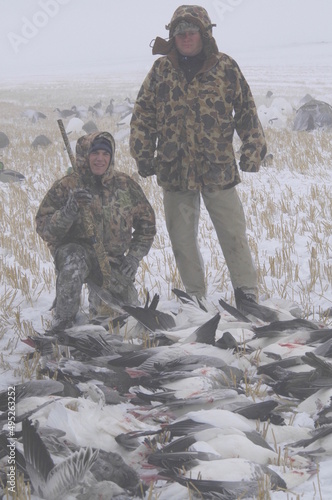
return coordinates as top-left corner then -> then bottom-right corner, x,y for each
1,289 -> 332,499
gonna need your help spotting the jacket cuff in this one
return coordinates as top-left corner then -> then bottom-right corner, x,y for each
239,160 -> 260,173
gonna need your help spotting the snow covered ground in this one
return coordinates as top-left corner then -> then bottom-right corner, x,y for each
0,41 -> 331,498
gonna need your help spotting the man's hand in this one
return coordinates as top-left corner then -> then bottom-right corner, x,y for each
138,160 -> 156,178
120,254 -> 140,280
64,189 -> 93,219
73,188 -> 93,205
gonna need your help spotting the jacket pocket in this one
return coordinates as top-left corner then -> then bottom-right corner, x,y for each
200,151 -> 238,187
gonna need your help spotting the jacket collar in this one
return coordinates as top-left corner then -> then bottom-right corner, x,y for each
167,47 -> 219,75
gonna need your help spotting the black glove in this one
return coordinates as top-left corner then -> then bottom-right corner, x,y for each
64,188 -> 93,219
137,160 -> 156,178
120,254 -> 140,280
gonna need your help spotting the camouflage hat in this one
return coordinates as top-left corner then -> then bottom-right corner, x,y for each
173,20 -> 200,36
151,5 -> 218,56
163,5 -> 218,57
167,5 -> 216,37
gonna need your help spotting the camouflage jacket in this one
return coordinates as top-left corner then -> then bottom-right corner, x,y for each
130,50 -> 267,191
36,132 -> 156,265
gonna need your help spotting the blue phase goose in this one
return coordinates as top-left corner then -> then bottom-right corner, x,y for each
22,418 -> 98,499
0,160 -> 25,182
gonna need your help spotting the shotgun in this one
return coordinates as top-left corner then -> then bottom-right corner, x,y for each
57,119 -> 76,169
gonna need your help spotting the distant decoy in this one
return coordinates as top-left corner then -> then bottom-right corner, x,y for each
82,120 -> 98,134
271,97 -> 293,117
262,152 -> 274,166
65,117 -> 84,135
105,99 -> 114,115
116,110 -> 133,128
0,131 -> 10,148
258,104 -> 287,129
54,107 -> 76,119
109,97 -> 134,116
293,99 -> 332,131
69,140 -> 77,154
298,93 -> 314,107
88,105 -> 104,118
114,128 -> 130,142
22,109 -> 47,123
0,161 -> 25,183
71,105 -> 88,119
31,134 -> 52,148
87,100 -> 104,118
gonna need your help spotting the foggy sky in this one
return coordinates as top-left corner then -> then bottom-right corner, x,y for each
1,0 -> 332,79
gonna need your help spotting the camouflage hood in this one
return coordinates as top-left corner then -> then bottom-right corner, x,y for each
74,131 -> 116,186
152,5 -> 218,57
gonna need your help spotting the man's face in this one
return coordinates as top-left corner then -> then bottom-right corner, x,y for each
175,31 -> 203,57
89,150 -> 111,175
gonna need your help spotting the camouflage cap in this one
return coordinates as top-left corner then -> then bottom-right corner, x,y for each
173,20 -> 200,36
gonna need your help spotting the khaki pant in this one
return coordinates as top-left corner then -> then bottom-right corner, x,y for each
163,187 -> 258,299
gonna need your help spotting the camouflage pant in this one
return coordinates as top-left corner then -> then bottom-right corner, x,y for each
54,243 -> 139,322
88,266 -> 139,318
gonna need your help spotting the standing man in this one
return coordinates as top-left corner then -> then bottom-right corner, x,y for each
130,5 -> 267,314
36,131 -> 156,332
